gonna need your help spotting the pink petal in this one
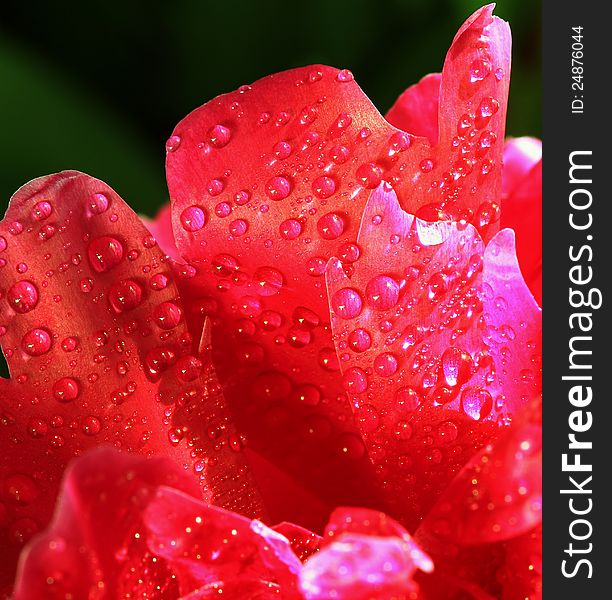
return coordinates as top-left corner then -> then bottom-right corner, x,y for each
326,185 -> 541,527
502,137 -> 542,198
500,159 -> 542,305
0,172 -> 261,589
300,531 -> 431,599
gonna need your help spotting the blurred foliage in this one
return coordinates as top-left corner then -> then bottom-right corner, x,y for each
0,0 -> 540,217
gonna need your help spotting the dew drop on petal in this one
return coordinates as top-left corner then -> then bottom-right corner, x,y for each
317,212 -> 345,240
108,279 -> 143,313
152,302 -> 182,330
266,176 -> 292,200
21,328 -> 52,356
348,328 -> 372,353
180,206 -> 206,232
87,237 -> 124,273
356,162 -> 383,188
7,280 -> 39,314
365,275 -> 400,311
253,267 -> 284,296
331,288 -> 363,319
53,377 -> 80,402
280,219 -> 302,240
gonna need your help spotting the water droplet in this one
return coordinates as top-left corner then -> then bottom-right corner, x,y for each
266,176 -> 292,200
293,306 -> 320,329
152,302 -> 182,329
82,416 -> 101,436
215,202 -> 232,218
469,59 -> 492,83
175,355 -> 203,382
420,159 -> 434,173
53,377 -> 80,402
234,190 -> 251,206
3,474 -> 39,505
374,352 -> 398,376
180,206 -> 206,232
318,347 -> 340,371
330,145 -> 350,164
336,69 -> 354,82
166,135 -> 181,152
253,267 -> 284,296
150,273 -> 169,290
356,162 -> 383,188
332,288 -> 363,319
441,347 -> 473,387
229,219 -> 248,236
343,367 -> 368,393
292,385 -> 321,406
348,328 -> 372,352
337,432 -> 366,459
27,418 -> 48,438
312,176 -> 336,199
21,328 -> 52,356
280,219 -> 302,240
395,386 -> 421,412
208,124 -> 232,148
108,279 -> 143,313
61,337 -> 78,352
7,280 -> 39,314
317,212 -> 345,240
273,141 -> 292,159
252,372 -> 292,402
461,386 -> 493,421
89,193 -> 110,215
365,275 -> 400,311
87,236 -> 124,273
32,201 -> 52,221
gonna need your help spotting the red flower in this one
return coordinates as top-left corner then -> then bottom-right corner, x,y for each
0,4 -> 541,598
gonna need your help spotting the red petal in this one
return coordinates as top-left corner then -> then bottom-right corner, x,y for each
141,203 -> 181,260
179,580 -> 283,599
500,159 -> 542,305
0,172 -> 262,589
143,486 -> 301,596
13,448 -> 198,599
413,398 -> 541,599
166,6 -> 511,525
272,522 -> 322,562
326,185 -> 541,527
416,395 -> 541,548
386,73 -> 441,145
499,525 -> 542,600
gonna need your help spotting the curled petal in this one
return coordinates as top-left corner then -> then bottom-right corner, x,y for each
326,185 -> 541,526
300,532 -> 431,600
13,448 -> 199,599
143,486 -> 302,595
0,172 -> 261,588
417,395 -> 541,549
272,522 -> 322,562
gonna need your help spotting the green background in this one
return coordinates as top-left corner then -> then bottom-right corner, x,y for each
0,0 -> 540,216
